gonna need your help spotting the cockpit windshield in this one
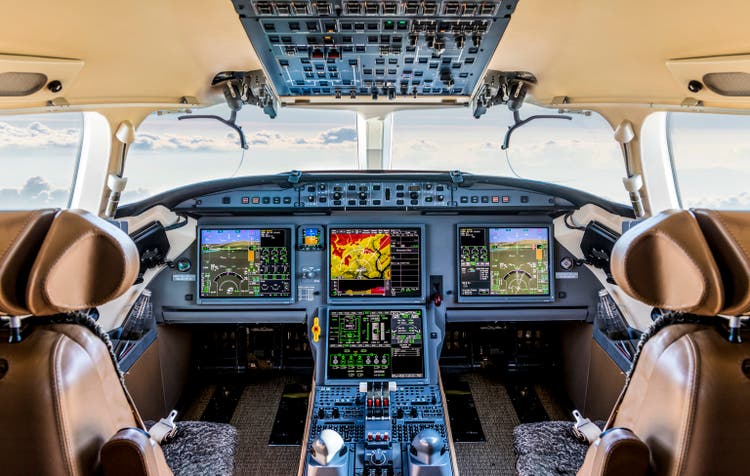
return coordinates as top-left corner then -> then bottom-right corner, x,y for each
123,104 -> 627,204
123,106 -> 358,203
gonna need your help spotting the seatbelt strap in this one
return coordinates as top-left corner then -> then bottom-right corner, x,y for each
572,410 -> 601,444
149,410 -> 178,444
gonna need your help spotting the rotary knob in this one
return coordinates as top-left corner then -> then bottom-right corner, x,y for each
369,449 -> 387,466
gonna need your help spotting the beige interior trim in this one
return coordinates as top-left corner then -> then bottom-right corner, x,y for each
2,1 -> 750,112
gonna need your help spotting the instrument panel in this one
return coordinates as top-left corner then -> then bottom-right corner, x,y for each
145,174 -> 613,326
174,180 -> 564,212
230,0 -> 518,98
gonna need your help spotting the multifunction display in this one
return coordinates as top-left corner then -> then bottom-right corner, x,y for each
199,228 -> 292,299
459,226 -> 551,297
329,227 -> 422,298
327,309 -> 424,380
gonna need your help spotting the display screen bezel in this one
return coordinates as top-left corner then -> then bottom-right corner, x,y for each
196,224 -> 296,304
323,306 -> 429,384
327,224 -> 426,303
455,223 -> 555,303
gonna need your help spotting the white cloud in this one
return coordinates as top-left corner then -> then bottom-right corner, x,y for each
0,176 -> 69,209
0,121 -> 80,148
685,192 -> 750,210
134,130 -> 240,151
132,126 -> 358,152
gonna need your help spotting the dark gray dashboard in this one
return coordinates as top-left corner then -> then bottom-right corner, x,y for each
133,172 -> 624,327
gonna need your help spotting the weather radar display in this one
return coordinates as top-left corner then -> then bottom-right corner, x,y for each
459,226 -> 551,297
199,228 -> 292,299
329,227 -> 422,298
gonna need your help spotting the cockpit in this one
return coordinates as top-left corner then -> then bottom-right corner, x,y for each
1,1 -> 750,476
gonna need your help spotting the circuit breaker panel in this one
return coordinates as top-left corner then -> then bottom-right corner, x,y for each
231,0 -> 517,98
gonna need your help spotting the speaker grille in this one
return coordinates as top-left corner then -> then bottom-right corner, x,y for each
0,72 -> 48,96
703,72 -> 750,97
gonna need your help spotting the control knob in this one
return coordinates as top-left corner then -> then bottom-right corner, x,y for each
333,191 -> 343,200
369,449 -> 388,466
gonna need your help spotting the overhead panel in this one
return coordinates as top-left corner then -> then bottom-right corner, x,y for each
231,0 -> 517,99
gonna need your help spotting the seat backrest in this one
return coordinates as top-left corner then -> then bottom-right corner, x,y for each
579,209 -> 750,476
0,209 -> 171,476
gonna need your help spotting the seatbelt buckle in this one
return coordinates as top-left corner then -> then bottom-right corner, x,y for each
572,409 -> 601,444
150,410 -> 179,444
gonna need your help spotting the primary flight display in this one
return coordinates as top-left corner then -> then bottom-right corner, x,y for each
329,227 -> 422,298
199,228 -> 292,299
458,226 -> 551,298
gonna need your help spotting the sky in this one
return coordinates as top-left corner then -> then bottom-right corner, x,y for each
0,105 -> 748,210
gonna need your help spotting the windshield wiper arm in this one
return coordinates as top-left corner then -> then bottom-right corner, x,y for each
177,110 -> 248,150
501,109 -> 572,150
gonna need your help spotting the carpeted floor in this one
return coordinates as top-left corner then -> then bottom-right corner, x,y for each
451,372 -> 521,475
448,371 -> 572,476
182,374 -> 305,476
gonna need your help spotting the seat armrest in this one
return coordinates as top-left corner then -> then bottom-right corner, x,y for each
101,428 -> 173,476
578,428 -> 649,476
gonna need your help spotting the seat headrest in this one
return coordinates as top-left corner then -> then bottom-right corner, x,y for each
0,209 -> 57,315
693,209 -> 750,316
611,209 -> 725,316
25,210 -> 139,316
0,209 -> 139,317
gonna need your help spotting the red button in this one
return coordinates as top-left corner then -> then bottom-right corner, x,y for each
383,398 -> 389,406
367,433 -> 373,441
375,398 -> 381,407
383,433 -> 389,441
375,433 -> 381,441
367,399 -> 373,407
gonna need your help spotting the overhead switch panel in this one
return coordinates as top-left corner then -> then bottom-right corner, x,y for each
231,0 -> 518,98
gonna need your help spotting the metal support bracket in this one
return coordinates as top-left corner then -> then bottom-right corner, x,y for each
472,70 -> 537,119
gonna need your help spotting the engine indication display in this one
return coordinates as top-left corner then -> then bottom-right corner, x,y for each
459,226 -> 552,298
327,309 -> 424,380
329,227 -> 422,299
199,228 -> 292,299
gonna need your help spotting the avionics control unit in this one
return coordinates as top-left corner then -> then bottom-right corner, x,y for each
304,307 -> 453,476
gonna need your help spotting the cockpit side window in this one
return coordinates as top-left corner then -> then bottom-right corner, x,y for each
667,111 -> 750,209
123,105 -> 358,204
0,112 -> 83,210
390,105 -> 628,204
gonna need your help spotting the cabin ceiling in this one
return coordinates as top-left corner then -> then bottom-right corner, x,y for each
1,0 -> 750,112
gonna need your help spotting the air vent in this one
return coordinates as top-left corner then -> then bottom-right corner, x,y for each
0,72 -> 48,96
703,72 -> 750,97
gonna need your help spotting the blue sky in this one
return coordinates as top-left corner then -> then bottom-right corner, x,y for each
0,105 -> 748,210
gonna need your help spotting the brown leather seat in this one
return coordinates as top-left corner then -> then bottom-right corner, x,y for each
0,209 -> 172,476
577,209 -> 750,476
